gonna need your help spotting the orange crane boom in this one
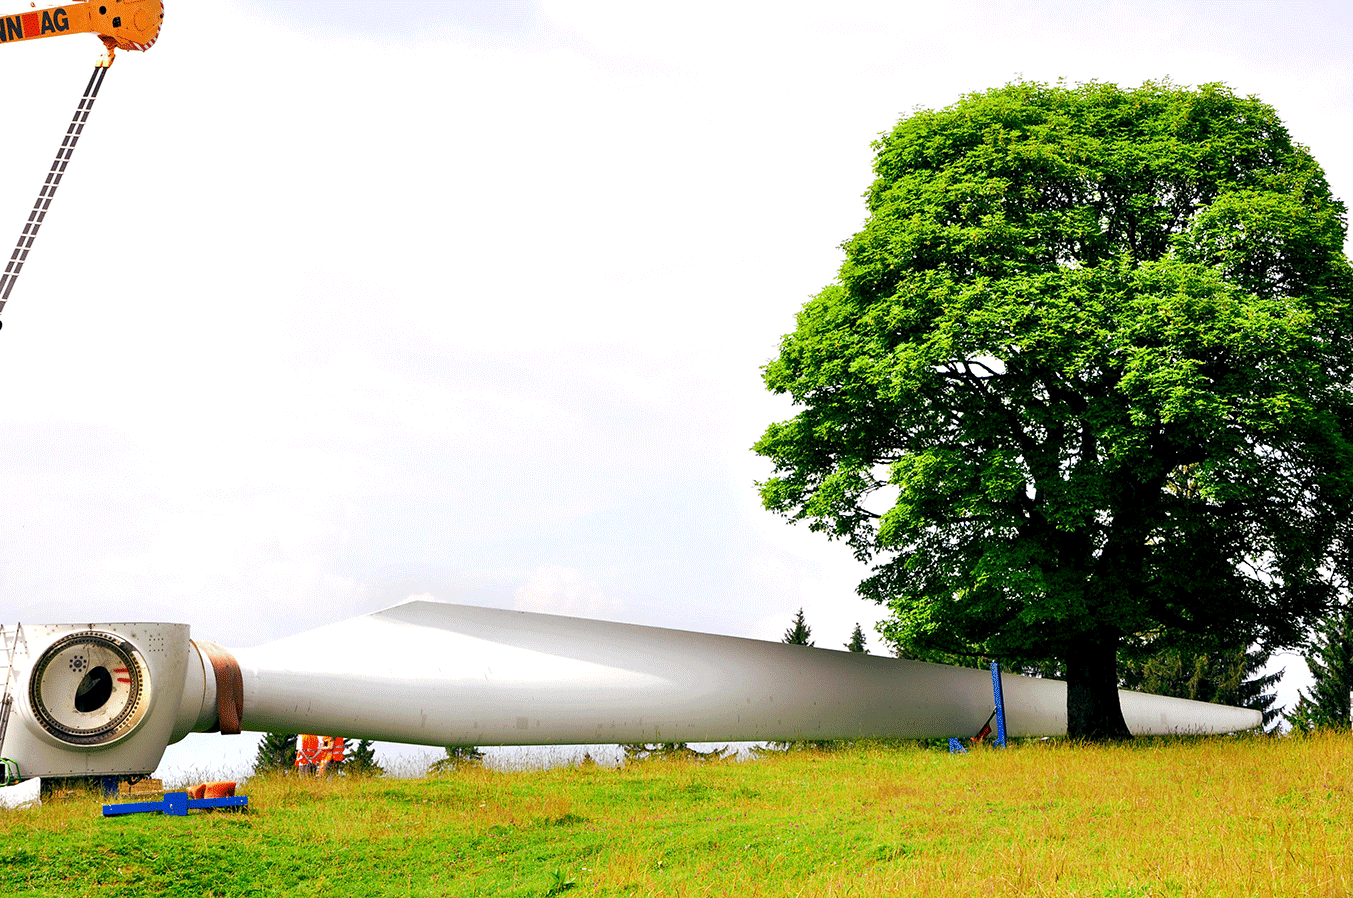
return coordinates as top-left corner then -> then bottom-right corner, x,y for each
0,1 -> 163,64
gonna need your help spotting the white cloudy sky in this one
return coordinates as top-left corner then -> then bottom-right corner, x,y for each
1,0 -> 1350,774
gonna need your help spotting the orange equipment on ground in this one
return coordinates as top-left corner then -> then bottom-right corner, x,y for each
0,1 -> 164,66
188,781 -> 237,800
296,734 -> 346,775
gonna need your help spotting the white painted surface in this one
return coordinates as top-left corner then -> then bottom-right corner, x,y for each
0,623 -> 191,779
230,601 -> 1262,744
0,603 -> 1264,780
0,776 -> 40,810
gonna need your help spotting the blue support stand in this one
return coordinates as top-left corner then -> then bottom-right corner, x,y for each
990,660 -> 1007,748
103,792 -> 248,817
948,661 -> 1008,752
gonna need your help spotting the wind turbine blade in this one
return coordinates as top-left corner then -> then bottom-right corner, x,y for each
228,601 -> 1261,744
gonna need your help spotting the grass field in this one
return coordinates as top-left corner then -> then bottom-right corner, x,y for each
2,734 -> 1350,897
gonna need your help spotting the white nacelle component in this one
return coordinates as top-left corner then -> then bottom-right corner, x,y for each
0,623 -> 196,778
28,632 -> 153,744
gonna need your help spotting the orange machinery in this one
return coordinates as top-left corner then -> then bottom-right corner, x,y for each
0,1 -> 164,65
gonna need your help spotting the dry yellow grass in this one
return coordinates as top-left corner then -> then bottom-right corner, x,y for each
2,733 -> 1350,897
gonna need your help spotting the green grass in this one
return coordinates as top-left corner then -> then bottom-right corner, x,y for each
3,733 -> 1351,897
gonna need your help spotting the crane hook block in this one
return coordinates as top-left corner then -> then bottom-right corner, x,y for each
0,2 -> 165,65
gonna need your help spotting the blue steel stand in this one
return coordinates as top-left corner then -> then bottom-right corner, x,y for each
103,792 -> 248,817
949,661 -> 1008,753
990,660 -> 1007,747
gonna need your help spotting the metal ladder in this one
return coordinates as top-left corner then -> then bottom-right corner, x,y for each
0,624 -> 29,785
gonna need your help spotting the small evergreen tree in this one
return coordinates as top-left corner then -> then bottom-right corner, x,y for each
252,732 -> 297,774
1227,650 -> 1283,731
429,745 -> 485,774
344,739 -> 384,776
845,623 -> 868,653
783,608 -> 813,646
1287,604 -> 1353,732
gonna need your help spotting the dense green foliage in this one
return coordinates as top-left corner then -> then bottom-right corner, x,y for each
756,80 -> 1353,738
1288,603 -> 1353,731
4,737 -> 1352,896
846,622 -> 869,653
252,732 -> 297,775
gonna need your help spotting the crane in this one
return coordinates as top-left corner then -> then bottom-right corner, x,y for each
0,1 -> 162,62
0,1 -> 163,322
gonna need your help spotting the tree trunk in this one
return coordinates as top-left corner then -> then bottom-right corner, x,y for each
1065,631 -> 1132,740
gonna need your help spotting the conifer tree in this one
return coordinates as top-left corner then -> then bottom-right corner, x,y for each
1287,605 -> 1353,732
846,623 -> 868,653
429,745 -> 485,774
344,739 -> 384,776
783,608 -> 814,646
1119,643 -> 1282,731
252,732 -> 297,774
621,743 -> 730,762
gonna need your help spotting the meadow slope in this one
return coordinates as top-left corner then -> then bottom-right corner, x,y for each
1,735 -> 1350,897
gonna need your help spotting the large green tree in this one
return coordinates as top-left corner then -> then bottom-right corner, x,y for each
755,80 -> 1353,739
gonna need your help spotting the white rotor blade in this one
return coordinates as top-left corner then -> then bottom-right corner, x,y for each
230,601 -> 1261,743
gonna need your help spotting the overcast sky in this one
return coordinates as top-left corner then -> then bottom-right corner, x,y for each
1,0 -> 1350,775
